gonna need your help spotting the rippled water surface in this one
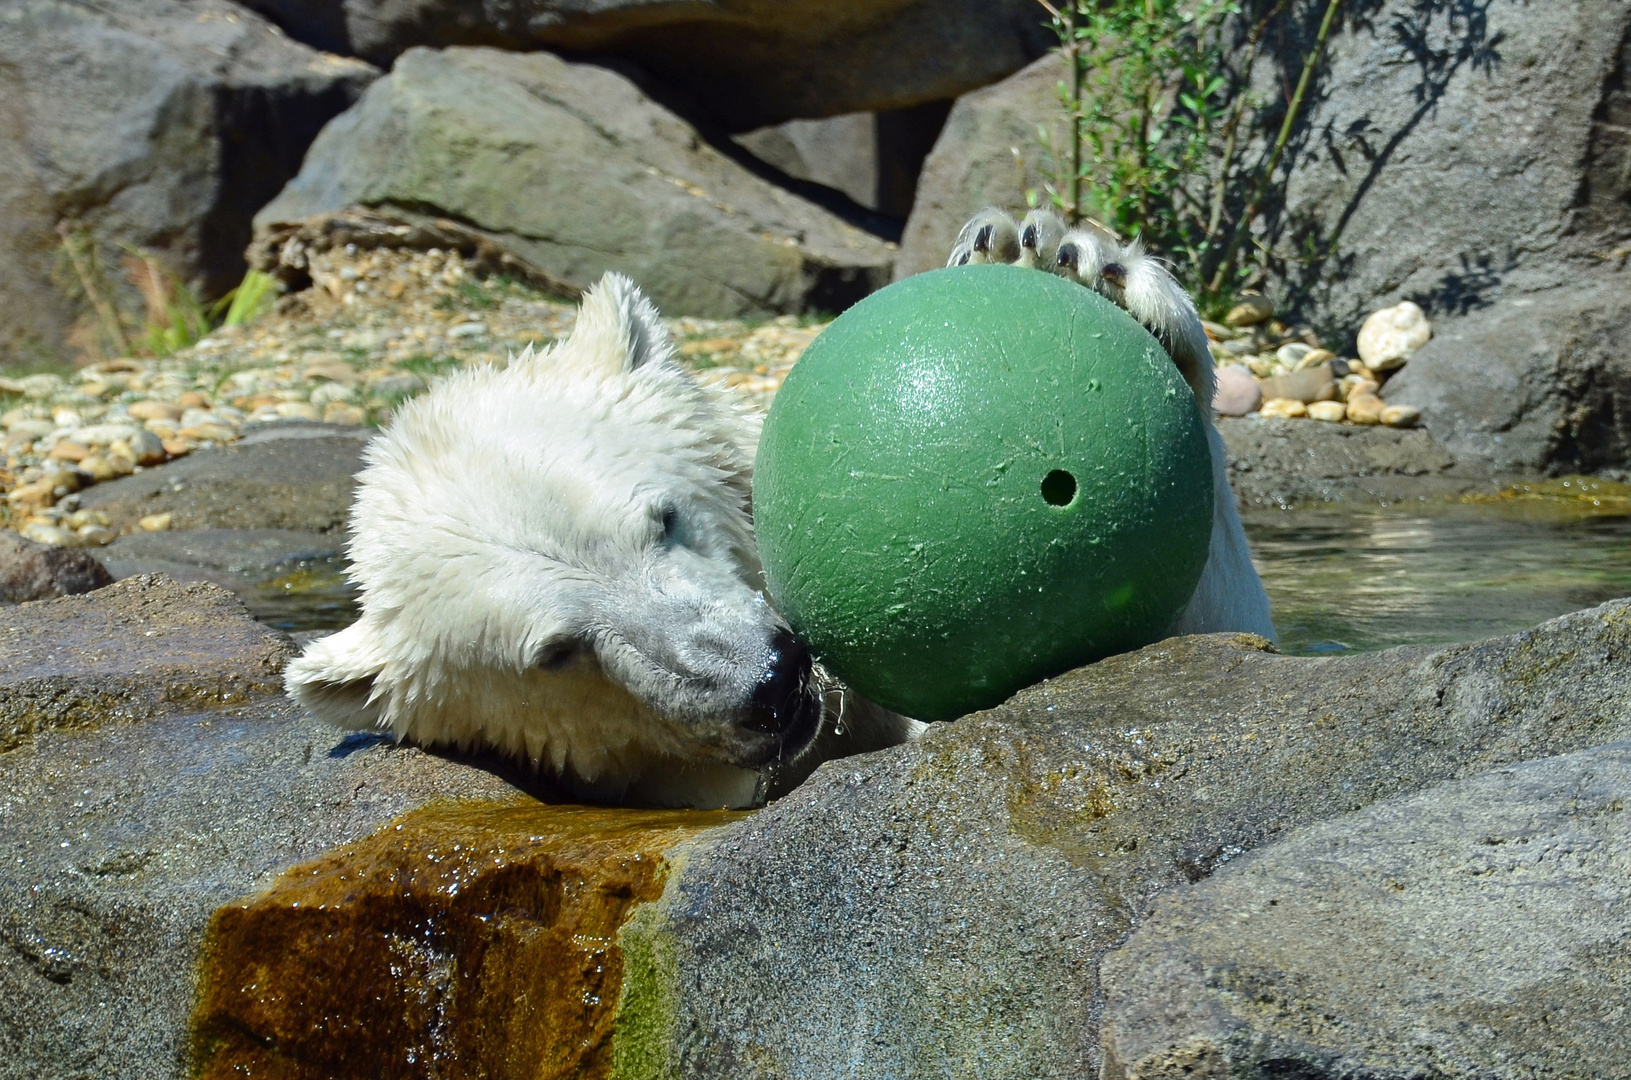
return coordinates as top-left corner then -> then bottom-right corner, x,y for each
242,561 -> 358,632
1246,492 -> 1631,656
251,487 -> 1631,657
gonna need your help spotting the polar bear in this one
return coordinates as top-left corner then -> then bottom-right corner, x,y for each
286,273 -> 919,809
287,230 -> 1275,809
951,207 -> 1276,641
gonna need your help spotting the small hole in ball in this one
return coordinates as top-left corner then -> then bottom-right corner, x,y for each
1041,469 -> 1077,507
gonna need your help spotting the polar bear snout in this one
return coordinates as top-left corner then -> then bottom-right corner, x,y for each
744,629 -> 822,760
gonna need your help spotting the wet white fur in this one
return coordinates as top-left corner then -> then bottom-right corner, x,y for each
959,209 -> 1277,643
286,273 -> 919,808
947,206 -> 1022,267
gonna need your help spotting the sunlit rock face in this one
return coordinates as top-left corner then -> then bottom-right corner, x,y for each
7,576 -> 1631,1077
257,47 -> 897,320
232,0 -> 1051,129
193,801 -> 731,1080
0,0 -> 377,367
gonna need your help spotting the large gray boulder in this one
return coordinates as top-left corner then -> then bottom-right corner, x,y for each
256,46 -> 898,318
895,51 -> 1064,280
1216,415 -> 1501,507
77,421 -> 370,533
0,0 -> 377,367
233,0 -> 1051,129
1271,1 -> 1631,472
189,599 -> 1631,1077
0,576 -> 538,1079
1382,276 -> 1631,474
733,102 -> 952,219
902,3 -> 1631,475
1099,742 -> 1631,1079
1271,0 -> 1631,332
0,529 -> 112,602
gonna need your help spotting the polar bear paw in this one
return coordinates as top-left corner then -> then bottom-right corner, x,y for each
946,207 -> 1216,407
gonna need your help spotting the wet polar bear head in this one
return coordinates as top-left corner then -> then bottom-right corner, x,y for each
285,273 -> 827,808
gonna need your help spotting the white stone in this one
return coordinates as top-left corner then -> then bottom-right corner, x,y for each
180,408 -> 222,429
72,423 -> 141,446
1357,301 -> 1432,372
1275,342 -> 1313,367
310,381 -> 357,406
20,374 -> 65,400
22,522 -> 73,546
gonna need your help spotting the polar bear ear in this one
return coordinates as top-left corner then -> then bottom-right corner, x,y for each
284,620 -> 386,730
569,272 -> 677,375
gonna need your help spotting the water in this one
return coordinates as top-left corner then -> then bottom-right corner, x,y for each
1248,484 -> 1631,656
251,484 -> 1631,658
240,561 -> 358,633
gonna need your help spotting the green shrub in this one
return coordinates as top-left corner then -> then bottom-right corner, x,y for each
1032,0 -> 1344,318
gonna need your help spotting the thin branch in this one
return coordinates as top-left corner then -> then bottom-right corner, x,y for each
1208,0 -> 1343,295
57,222 -> 130,356
1205,1 -> 1284,240
1068,2 -> 1084,221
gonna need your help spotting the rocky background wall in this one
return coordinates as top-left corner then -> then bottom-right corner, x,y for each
5,3 -> 1631,1078
7,0 -> 1631,476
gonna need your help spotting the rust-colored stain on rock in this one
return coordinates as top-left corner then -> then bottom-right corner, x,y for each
191,799 -> 737,1079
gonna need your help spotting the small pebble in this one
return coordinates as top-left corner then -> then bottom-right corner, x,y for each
77,525 -> 116,547
1307,400 -> 1347,423
1212,366 -> 1262,417
74,423 -> 140,446
180,422 -> 237,442
21,522 -> 73,546
1258,366 -> 1335,405
128,401 -> 185,422
1346,394 -> 1385,425
1225,294 -> 1275,327
78,454 -> 124,482
1260,397 -> 1307,419
1381,404 -> 1421,428
1276,342 -> 1313,367
139,512 -> 174,532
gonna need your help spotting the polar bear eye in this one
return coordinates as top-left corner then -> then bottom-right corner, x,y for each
660,506 -> 680,543
535,642 -> 581,671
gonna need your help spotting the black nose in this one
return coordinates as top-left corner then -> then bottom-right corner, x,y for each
745,630 -> 819,752
1057,242 -> 1079,272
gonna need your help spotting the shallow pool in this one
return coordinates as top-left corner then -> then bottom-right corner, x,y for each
248,481 -> 1631,659
1247,480 -> 1631,656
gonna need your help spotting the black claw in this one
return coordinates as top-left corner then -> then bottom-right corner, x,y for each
955,250 -> 971,266
1021,224 -> 1039,250
973,224 -> 994,254
1101,262 -> 1127,289
1056,243 -> 1079,272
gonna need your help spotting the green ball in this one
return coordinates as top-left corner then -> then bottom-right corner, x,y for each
753,264 -> 1214,722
